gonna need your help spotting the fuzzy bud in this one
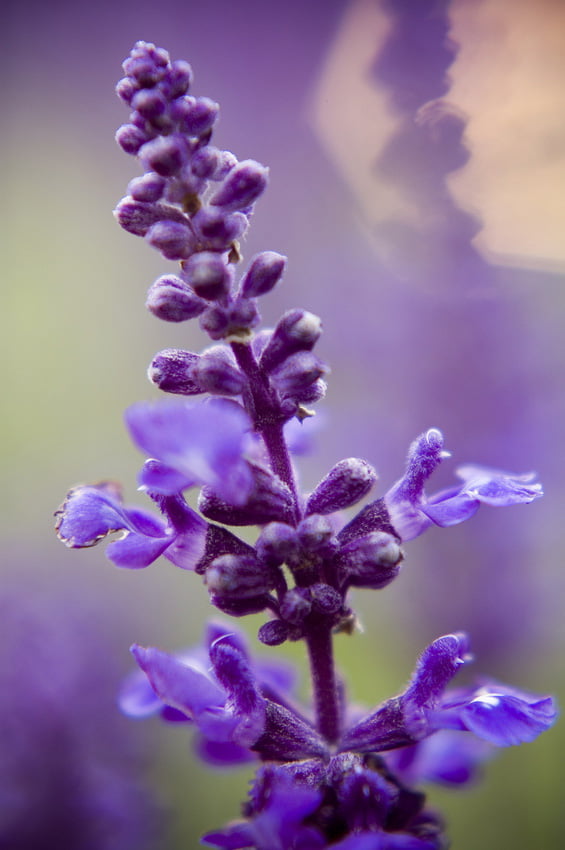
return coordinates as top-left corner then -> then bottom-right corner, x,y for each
255,522 -> 299,567
338,531 -> 403,590
210,159 -> 268,212
146,275 -> 207,322
259,309 -> 322,372
199,464 -> 294,526
239,251 -> 287,298
280,588 -> 312,625
257,619 -> 290,646
206,554 -> 272,616
127,172 -> 166,202
148,348 -> 203,395
195,347 -> 246,396
271,351 -> 328,399
182,251 -> 233,300
145,220 -> 193,260
306,458 -> 378,516
139,135 -> 188,176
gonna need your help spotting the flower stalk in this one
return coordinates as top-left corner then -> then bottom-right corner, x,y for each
54,41 -> 557,850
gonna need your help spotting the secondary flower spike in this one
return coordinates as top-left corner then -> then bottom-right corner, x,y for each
55,40 -> 557,850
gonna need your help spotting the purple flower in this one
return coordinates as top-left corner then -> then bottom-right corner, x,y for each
55,480 -> 207,570
119,621 -> 324,765
126,397 -> 253,504
433,681 -> 558,746
341,633 -> 556,754
203,757 -> 445,850
0,577 -> 162,849
202,767 -> 323,849
384,429 -> 542,541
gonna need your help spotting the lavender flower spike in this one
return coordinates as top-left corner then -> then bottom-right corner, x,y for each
55,40 -> 557,850
385,429 -> 543,540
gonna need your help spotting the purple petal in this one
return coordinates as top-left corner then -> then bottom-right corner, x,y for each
460,690 -> 557,746
125,398 -> 253,503
118,670 -> 164,718
418,492 -> 480,527
107,530 -> 173,568
130,644 -> 226,720
455,465 -> 543,506
138,458 -> 196,494
56,482 -> 159,547
193,736 -> 257,767
201,823 -> 256,849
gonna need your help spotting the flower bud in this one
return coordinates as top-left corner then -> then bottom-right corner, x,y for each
293,378 -> 327,405
182,251 -> 233,300
206,554 -> 272,616
145,220 -> 192,260
259,309 -> 322,372
271,351 -> 328,399
306,458 -> 378,516
148,348 -> 203,395
115,123 -> 150,155
127,172 -> 166,202
163,59 -> 193,98
255,522 -> 299,566
280,588 -> 312,625
198,464 -> 294,526
258,619 -> 290,646
114,197 -> 188,236
239,252 -> 287,298
175,96 -> 219,136
131,87 -> 168,121
195,347 -> 246,396
192,208 -> 247,250
310,583 -> 342,615
146,275 -> 206,322
297,514 -> 335,555
338,531 -> 403,590
139,135 -> 188,176
210,159 -> 268,212
116,76 -> 138,104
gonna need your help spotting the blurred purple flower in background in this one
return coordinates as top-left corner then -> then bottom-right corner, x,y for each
0,569 -> 161,850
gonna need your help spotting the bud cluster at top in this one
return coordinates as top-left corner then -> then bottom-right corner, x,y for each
114,40 -> 282,341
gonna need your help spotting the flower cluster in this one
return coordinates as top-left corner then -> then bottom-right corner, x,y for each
56,42 -> 556,849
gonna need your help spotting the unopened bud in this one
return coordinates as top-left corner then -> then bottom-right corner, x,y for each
145,220 -> 193,260
280,588 -> 312,625
210,159 -> 268,212
139,135 -> 188,176
206,554 -> 271,616
148,348 -> 203,395
271,351 -> 328,399
306,458 -> 377,516
146,275 -> 207,322
338,531 -> 403,590
258,619 -> 290,646
259,309 -> 322,372
255,522 -> 299,566
240,251 -> 287,298
182,251 -> 233,300
195,347 -> 246,396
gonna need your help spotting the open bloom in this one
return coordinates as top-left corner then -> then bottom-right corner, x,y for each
120,621 -> 326,765
383,429 -> 543,541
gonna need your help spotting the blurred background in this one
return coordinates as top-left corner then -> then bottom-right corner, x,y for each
2,0 -> 564,846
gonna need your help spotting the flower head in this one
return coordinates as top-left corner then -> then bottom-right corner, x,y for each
383,430 -> 542,541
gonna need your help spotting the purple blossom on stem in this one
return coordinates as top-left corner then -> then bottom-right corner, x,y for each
383,429 -> 543,541
54,40 -> 558,850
